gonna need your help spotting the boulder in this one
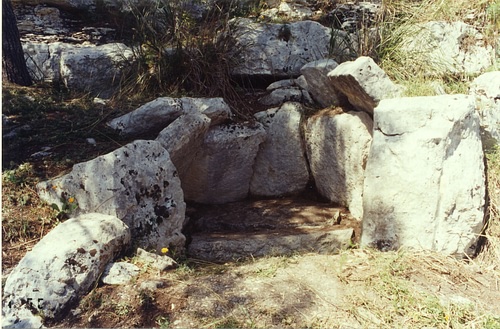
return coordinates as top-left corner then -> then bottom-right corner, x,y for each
300,59 -> 340,108
260,1 -> 314,21
258,87 -> 304,106
182,122 -> 266,204
328,56 -> 401,115
23,42 -> 73,82
361,95 -> 486,256
305,109 -> 373,219
156,112 -> 211,186
2,213 -> 130,325
107,97 -> 231,137
37,140 -> 186,252
59,43 -> 133,96
401,21 -> 493,76
469,71 -> 500,148
136,248 -> 177,272
230,18 -> 353,78
101,262 -> 140,285
250,103 -> 310,197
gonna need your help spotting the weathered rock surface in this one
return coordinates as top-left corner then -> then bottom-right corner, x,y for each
136,248 -> 177,272
37,140 -> 186,252
107,97 -> 231,137
188,228 -> 354,262
258,87 -> 305,106
401,21 -> 494,76
231,18 -> 352,78
101,262 -> 140,285
250,103 -> 309,197
305,109 -> 373,219
59,43 -> 133,96
300,59 -> 340,108
361,95 -> 485,256
2,213 -> 130,325
469,71 -> 500,148
155,112 -> 211,186
23,42 -> 73,82
260,0 -> 314,21
182,122 -> 266,204
328,56 -> 401,115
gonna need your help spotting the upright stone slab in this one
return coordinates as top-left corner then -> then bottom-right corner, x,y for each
300,59 -> 340,108
361,95 -> 486,256
305,109 -> 373,219
2,213 -> 130,325
37,140 -> 186,252
156,112 -> 211,187
182,122 -> 266,204
469,71 -> 500,148
250,103 -> 309,197
327,56 -> 401,115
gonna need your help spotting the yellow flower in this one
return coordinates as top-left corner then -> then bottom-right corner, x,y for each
68,197 -> 75,203
161,247 -> 169,254
52,185 -> 58,190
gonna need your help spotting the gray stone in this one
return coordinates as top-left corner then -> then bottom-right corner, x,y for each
469,71 -> 500,148
328,56 -> 401,115
231,18 -> 352,78
182,122 -> 266,204
259,87 -> 304,106
361,95 -> 486,256
156,112 -> 211,187
37,140 -> 186,252
305,109 -> 373,219
300,59 -> 340,107
107,97 -> 231,137
23,42 -> 73,82
2,213 -> 130,323
401,21 -> 494,76
101,262 -> 140,285
136,248 -> 177,272
59,43 -> 133,96
250,102 -> 310,197
188,228 -> 354,262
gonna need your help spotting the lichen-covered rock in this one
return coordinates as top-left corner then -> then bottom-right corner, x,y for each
305,109 -> 373,219
107,97 -> 231,137
250,102 -> 309,197
182,122 -> 267,203
101,262 -> 140,285
37,140 -> 186,252
328,56 -> 401,115
2,213 -> 130,325
231,18 -> 353,78
361,95 -> 485,256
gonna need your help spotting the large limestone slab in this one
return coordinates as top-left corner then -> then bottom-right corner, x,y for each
327,56 -> 401,115
231,18 -> 352,78
361,95 -> 486,256
188,228 -> 354,262
2,213 -> 130,325
300,59 -> 340,107
305,109 -> 373,219
60,43 -> 133,96
250,102 -> 309,197
37,140 -> 186,252
107,97 -> 231,137
23,42 -> 73,82
469,71 -> 500,148
182,122 -> 266,204
156,112 -> 211,186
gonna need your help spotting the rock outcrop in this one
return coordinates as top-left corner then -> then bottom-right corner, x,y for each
2,213 -> 130,326
305,108 -> 373,219
37,140 -> 186,252
300,59 -> 340,108
361,95 -> 486,256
